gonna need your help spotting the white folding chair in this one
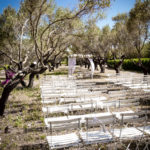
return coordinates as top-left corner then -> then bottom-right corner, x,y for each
80,115 -> 116,145
47,118 -> 81,149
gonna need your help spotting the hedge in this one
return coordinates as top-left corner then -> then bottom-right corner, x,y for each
107,58 -> 150,72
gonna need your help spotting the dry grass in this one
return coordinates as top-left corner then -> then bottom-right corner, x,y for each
0,78 -> 48,150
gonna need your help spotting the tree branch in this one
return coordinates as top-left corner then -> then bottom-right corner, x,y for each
19,19 -> 29,62
40,2 -> 89,42
0,50 -> 18,65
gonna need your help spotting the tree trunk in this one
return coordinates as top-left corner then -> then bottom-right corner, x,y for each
114,55 -> 125,75
142,68 -> 148,75
0,80 -> 20,116
138,63 -> 149,75
20,80 -> 26,87
27,73 -> 35,88
56,63 -> 59,68
36,74 -> 39,79
99,59 -> 106,73
115,67 -> 120,74
133,59 -> 150,75
94,61 -> 98,70
79,60 -> 83,67
88,64 -> 90,70
95,63 -> 98,70
48,64 -> 52,72
27,67 -> 47,88
100,64 -> 105,73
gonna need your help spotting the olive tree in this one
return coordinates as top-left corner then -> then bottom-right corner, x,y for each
0,0 -> 112,116
127,0 -> 150,74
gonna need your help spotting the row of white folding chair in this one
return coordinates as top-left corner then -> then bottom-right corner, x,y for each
41,95 -> 106,106
108,90 -> 127,94
41,78 -> 75,83
108,92 -> 127,99
57,94 -> 105,105
40,86 -> 77,92
42,98 -> 140,115
46,115 -> 116,149
40,84 -> 76,89
41,94 -> 141,113
41,92 -> 80,99
45,110 -> 143,128
41,93 -> 77,99
46,111 -> 149,149
41,90 -> 140,110
41,88 -> 94,94
41,79 -> 76,85
41,90 -> 102,101
116,76 -> 150,89
103,98 -> 140,109
41,88 -> 77,94
113,74 -> 143,84
47,83 -> 76,87
108,89 -> 139,100
114,77 -> 133,86
42,101 -> 103,114
41,77 -> 75,84
126,89 -> 150,98
82,111 -> 149,149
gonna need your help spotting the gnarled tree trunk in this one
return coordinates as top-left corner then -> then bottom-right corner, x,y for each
100,64 -> 105,73
99,59 -> 106,73
93,60 -> 98,70
20,80 -> 27,87
114,67 -> 120,74
0,79 -> 20,116
27,73 -> 35,88
114,55 -> 125,74
27,67 -> 47,88
134,59 -> 150,75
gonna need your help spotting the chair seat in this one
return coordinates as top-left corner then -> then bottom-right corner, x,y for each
138,125 -> 150,135
113,127 -> 143,140
80,130 -> 112,144
47,133 -> 80,149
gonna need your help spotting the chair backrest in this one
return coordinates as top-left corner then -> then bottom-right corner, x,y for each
120,111 -> 148,125
48,118 -> 81,134
85,115 -> 116,129
70,101 -> 94,112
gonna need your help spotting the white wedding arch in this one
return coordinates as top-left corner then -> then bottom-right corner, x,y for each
68,54 -> 95,78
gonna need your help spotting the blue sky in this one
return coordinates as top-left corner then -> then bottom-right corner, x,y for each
97,0 -> 136,28
0,0 -> 136,28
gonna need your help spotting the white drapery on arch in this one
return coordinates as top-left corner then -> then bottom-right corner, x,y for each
88,58 -> 95,79
68,57 -> 76,76
68,54 -> 95,78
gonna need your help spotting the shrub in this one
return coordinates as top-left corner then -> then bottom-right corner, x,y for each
107,59 -> 120,68
107,58 -> 150,72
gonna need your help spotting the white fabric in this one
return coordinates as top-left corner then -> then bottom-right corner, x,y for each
68,57 -> 76,76
88,58 -> 95,78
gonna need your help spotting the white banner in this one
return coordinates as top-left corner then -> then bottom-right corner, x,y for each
68,57 -> 76,76
88,58 -> 95,78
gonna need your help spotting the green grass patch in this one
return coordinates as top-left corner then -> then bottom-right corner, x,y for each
45,71 -> 68,75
